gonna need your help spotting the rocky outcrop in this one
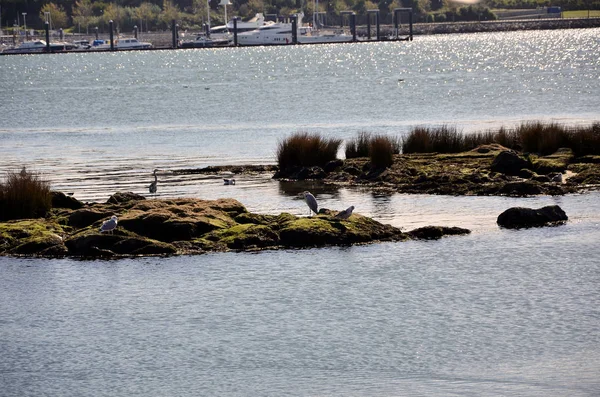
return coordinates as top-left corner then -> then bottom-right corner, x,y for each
407,226 -> 471,240
0,194 -> 471,258
491,150 -> 532,176
497,205 -> 568,229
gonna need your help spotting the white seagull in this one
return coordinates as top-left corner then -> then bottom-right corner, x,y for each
300,191 -> 318,216
335,206 -> 355,220
99,215 -> 118,233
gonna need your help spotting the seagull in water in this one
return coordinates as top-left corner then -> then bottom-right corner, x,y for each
99,215 -> 118,234
149,169 -> 158,196
335,206 -> 355,220
300,191 -> 318,216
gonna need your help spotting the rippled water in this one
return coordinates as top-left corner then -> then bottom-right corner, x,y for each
1,29 -> 600,396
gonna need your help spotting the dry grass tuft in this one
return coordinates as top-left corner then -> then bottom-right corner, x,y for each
0,168 -> 52,221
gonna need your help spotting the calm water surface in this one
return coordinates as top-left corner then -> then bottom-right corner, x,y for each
1,29 -> 599,396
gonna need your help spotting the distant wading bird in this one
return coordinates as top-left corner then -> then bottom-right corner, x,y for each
301,191 -> 318,216
335,206 -> 355,220
149,169 -> 158,196
100,215 -> 118,233
223,178 -> 236,185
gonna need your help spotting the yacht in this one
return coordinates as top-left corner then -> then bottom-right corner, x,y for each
237,13 -> 354,46
91,37 -> 152,50
237,20 -> 296,46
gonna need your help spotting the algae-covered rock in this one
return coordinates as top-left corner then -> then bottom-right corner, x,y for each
531,148 -> 573,174
208,224 -> 280,249
65,230 -> 176,256
0,219 -> 67,255
69,208 -> 113,228
118,198 -> 245,242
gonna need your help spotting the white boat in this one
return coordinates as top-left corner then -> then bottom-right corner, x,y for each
201,13 -> 272,46
1,40 -> 77,54
237,13 -> 353,46
92,37 -> 152,50
115,37 -> 153,49
2,40 -> 48,54
237,19 -> 296,46
298,28 -> 354,44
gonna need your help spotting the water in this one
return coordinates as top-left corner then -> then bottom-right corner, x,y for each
1,29 -> 600,395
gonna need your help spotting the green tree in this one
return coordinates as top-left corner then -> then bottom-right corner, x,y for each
135,3 -> 161,32
40,3 -> 69,29
72,0 -> 94,33
160,0 -> 182,27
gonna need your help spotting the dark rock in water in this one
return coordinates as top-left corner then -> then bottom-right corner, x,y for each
408,226 -> 471,240
491,151 -> 531,176
51,191 -> 83,209
107,192 -> 146,204
497,205 -> 568,229
324,159 -> 344,173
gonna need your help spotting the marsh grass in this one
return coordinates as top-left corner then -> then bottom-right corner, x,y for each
0,168 -> 52,221
401,122 -> 600,155
369,135 -> 400,168
345,131 -> 372,159
277,132 -> 342,170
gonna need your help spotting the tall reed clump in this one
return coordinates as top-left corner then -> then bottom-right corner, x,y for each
369,135 -> 400,168
0,168 -> 52,221
345,131 -> 372,159
569,122 -> 600,156
402,125 -> 468,154
276,132 -> 342,170
515,121 -> 571,155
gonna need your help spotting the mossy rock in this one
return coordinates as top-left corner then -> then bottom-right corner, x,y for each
65,229 -> 176,256
0,219 -> 66,255
408,226 -> 471,240
119,199 -> 244,242
209,223 -> 280,249
531,149 -> 573,174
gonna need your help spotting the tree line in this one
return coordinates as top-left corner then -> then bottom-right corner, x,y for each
1,0 -> 598,33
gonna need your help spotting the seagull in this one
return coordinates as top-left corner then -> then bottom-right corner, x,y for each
300,191 -> 318,216
99,215 -> 118,234
149,169 -> 158,196
223,178 -> 236,185
335,206 -> 355,220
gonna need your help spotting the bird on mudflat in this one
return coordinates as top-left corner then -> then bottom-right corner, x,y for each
300,191 -> 318,216
223,178 -> 236,185
335,206 -> 355,220
99,215 -> 118,234
149,169 -> 159,196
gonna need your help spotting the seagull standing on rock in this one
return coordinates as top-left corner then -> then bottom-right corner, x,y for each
100,215 -> 118,234
335,206 -> 355,220
300,191 -> 318,216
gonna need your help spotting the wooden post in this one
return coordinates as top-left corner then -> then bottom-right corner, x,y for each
291,15 -> 297,44
45,22 -> 50,52
109,20 -> 114,50
351,13 -> 356,42
233,17 -> 238,46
